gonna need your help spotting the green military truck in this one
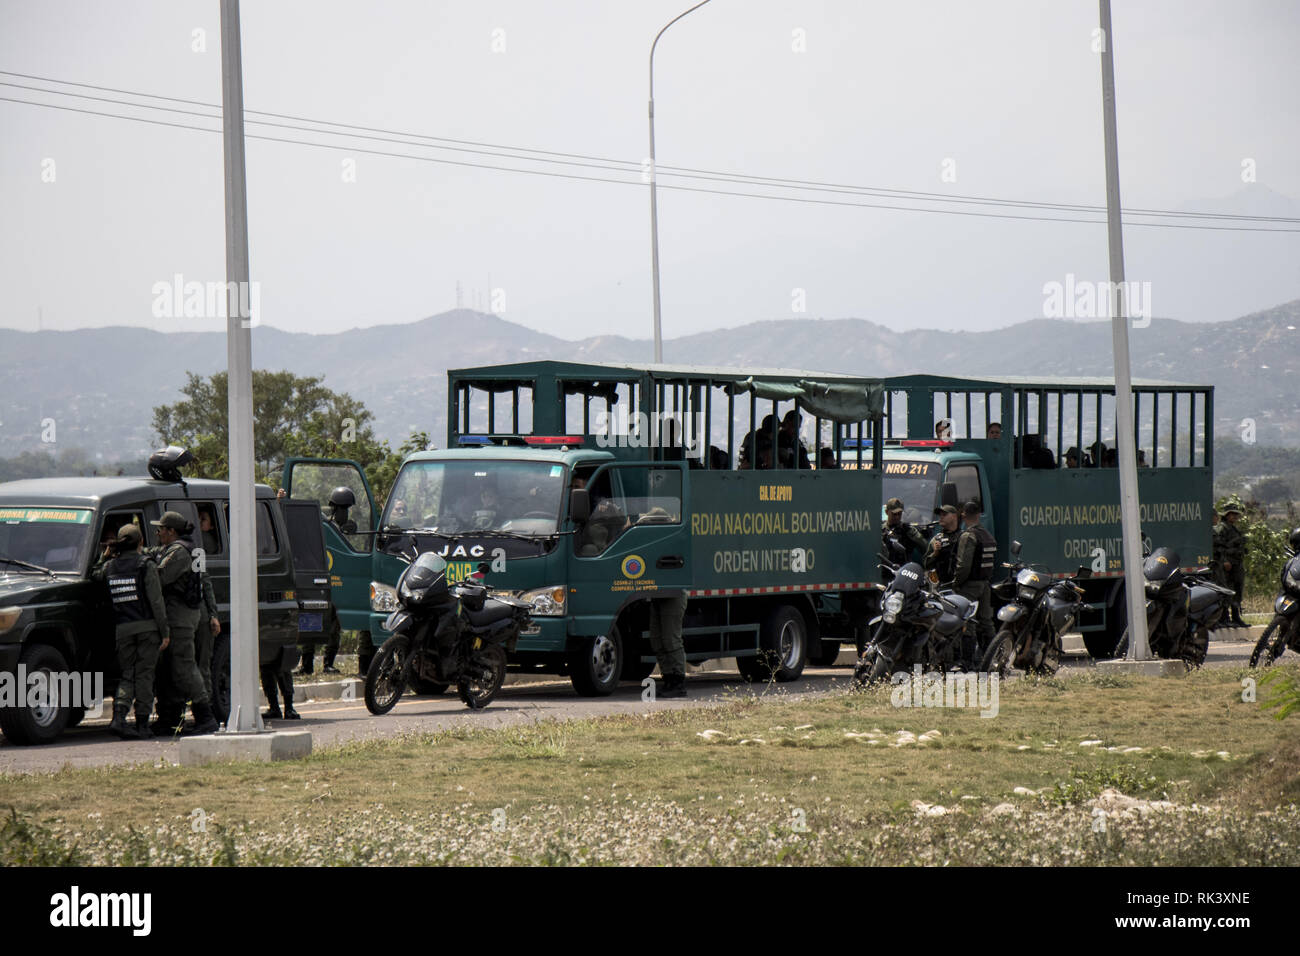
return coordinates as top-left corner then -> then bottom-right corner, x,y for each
850,374 -> 1214,657
288,361 -> 888,695
0,448 -> 317,744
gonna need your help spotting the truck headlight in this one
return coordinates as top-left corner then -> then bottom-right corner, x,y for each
370,582 -> 400,613
519,585 -> 567,617
0,606 -> 20,633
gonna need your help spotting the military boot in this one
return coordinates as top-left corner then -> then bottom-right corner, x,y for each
261,669 -> 282,719
187,700 -> 219,736
108,703 -> 130,738
132,708 -> 155,740
151,703 -> 184,737
278,672 -> 300,719
658,674 -> 687,699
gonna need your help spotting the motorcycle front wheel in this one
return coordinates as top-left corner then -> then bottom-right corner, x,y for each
458,643 -> 508,710
1249,616 -> 1289,667
980,629 -> 1015,677
364,636 -> 410,715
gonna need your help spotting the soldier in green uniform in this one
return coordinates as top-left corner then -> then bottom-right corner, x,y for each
91,523 -> 171,739
148,511 -> 220,736
952,500 -> 996,668
649,593 -> 688,698
300,487 -> 354,675
882,497 -> 928,566
924,505 -> 961,585
1210,511 -> 1225,583
1219,503 -> 1248,627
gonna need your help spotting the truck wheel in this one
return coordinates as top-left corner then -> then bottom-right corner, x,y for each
569,631 -> 622,696
756,606 -> 807,682
0,644 -> 72,745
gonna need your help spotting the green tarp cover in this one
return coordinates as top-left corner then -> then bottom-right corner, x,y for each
726,378 -> 884,423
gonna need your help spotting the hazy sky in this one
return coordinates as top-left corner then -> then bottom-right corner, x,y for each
3,0 -> 1299,341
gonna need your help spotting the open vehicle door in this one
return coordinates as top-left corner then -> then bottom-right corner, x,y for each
282,458 -> 377,641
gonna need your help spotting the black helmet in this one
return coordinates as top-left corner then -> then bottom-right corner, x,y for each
328,487 -> 356,508
1289,528 -> 1300,552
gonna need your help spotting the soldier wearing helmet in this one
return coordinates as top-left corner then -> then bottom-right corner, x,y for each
327,486 -> 358,534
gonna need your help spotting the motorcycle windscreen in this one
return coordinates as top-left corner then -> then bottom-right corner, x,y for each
891,563 -> 924,596
1143,547 -> 1180,582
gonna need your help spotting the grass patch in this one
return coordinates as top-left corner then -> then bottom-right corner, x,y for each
2,663 -> 1297,865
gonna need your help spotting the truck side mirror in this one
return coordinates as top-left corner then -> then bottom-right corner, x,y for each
940,482 -> 959,509
570,488 -> 590,524
1010,540 -> 1022,556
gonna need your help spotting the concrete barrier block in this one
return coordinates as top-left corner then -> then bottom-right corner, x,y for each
179,730 -> 312,766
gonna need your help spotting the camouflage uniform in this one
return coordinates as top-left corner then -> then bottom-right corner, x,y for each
1210,518 -> 1228,587
1219,514 -> 1247,625
90,526 -> 170,738
882,508 -> 928,566
149,512 -> 217,734
649,593 -> 688,697
953,516 -> 997,667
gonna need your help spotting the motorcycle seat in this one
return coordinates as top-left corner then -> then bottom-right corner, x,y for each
940,592 -> 977,621
464,599 -> 518,628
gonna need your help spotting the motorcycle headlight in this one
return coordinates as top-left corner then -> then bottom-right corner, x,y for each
370,581 -> 400,613
519,585 -> 567,617
1017,586 -> 1040,603
884,592 -> 904,616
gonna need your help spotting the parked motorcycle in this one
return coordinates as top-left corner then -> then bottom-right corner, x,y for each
1112,546 -> 1234,669
981,541 -> 1090,677
853,560 -> 979,684
1249,536 -> 1300,667
364,552 -> 532,712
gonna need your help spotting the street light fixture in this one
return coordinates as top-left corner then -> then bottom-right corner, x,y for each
648,0 -> 714,364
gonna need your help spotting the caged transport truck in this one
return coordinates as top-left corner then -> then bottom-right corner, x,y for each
287,361 -> 891,695
839,374 -> 1215,658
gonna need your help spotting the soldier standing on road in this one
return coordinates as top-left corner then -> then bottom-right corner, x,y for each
952,500 -> 997,669
91,524 -> 171,739
924,505 -> 961,585
301,487 -> 353,675
1219,504 -> 1248,627
882,497 -> 928,566
149,511 -> 219,736
649,593 -> 688,699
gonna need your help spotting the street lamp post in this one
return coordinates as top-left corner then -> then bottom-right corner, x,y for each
648,0 -> 713,364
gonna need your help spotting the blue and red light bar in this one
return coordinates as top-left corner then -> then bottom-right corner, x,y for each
896,439 -> 953,449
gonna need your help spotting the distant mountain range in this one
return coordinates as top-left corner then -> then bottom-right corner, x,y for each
1,299 -> 1297,464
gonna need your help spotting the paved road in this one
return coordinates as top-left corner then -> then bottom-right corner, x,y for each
0,639 -> 1262,775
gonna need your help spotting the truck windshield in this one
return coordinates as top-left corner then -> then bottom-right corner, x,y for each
880,461 -> 942,526
0,507 -> 95,574
383,460 -> 565,536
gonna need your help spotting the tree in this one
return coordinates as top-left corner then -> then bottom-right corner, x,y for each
1253,476 -> 1296,506
152,370 -> 392,486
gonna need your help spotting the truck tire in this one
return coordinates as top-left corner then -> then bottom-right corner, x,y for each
0,644 -> 73,746
569,631 -> 622,697
741,606 -> 807,683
